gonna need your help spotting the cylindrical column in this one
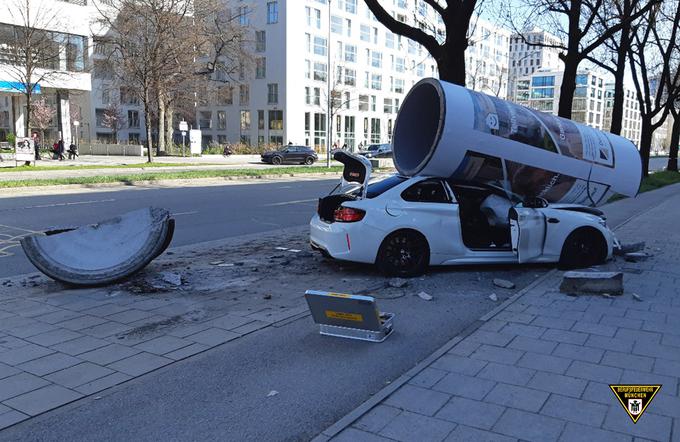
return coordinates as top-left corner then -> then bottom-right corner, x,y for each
392,78 -> 642,206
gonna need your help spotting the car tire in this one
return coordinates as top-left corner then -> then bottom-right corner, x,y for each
376,230 -> 430,277
559,228 -> 607,269
272,156 -> 282,165
304,156 -> 314,165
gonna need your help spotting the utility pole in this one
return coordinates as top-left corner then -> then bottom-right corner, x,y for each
326,0 -> 332,167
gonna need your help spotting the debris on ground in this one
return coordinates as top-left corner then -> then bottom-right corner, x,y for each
267,390 -> 279,397
493,278 -> 515,289
20,207 -> 174,286
263,294 -> 272,300
632,293 -> 643,302
160,272 -> 182,286
388,278 -> 408,288
614,241 -> 645,256
417,291 -> 433,301
559,271 -> 624,295
217,263 -> 234,267
624,252 -> 651,262
488,293 -> 498,302
209,260 -> 224,265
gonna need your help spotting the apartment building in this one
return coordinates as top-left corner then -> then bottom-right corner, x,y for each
508,28 -> 562,100
466,17 -> 510,99
0,0 -> 91,144
513,68 -> 609,131
603,83 -> 641,146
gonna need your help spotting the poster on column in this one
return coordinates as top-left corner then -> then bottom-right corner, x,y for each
391,79 -> 641,207
15,138 -> 35,164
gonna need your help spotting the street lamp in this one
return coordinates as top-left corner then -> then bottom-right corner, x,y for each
326,0 -> 332,168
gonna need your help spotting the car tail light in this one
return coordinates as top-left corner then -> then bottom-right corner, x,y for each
334,207 -> 365,222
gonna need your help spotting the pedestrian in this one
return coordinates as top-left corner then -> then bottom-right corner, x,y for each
68,141 -> 78,160
341,143 -> 347,150
358,141 -> 364,151
58,139 -> 65,161
32,133 -> 40,160
52,141 -> 59,159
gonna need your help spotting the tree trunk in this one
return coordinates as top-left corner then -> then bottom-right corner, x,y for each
639,118 -> 653,177
158,95 -> 166,154
609,3 -> 632,135
165,103 -> 173,152
24,91 -> 32,165
438,35 -> 467,86
144,87 -> 153,163
667,114 -> 679,172
558,54 -> 579,119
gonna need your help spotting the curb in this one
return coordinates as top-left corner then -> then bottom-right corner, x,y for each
313,268 -> 557,441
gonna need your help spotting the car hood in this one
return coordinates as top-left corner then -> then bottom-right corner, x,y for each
261,151 -> 279,156
549,204 -> 605,217
333,151 -> 372,198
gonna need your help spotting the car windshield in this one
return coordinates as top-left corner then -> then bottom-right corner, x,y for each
366,145 -> 379,151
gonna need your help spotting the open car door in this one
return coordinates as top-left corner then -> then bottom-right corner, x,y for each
334,150 -> 372,198
509,207 -> 546,263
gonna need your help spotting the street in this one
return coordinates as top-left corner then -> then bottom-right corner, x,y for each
0,177 -> 338,278
0,176 -> 674,440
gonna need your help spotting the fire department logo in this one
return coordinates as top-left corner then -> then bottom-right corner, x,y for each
610,385 -> 661,423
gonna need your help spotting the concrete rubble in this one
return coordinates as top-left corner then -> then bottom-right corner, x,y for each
559,271 -> 624,295
492,278 -> 515,289
21,208 -> 175,286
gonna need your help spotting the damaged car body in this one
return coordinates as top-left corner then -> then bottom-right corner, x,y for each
311,151 -> 615,277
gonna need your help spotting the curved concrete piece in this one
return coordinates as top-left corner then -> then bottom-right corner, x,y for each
21,207 -> 174,286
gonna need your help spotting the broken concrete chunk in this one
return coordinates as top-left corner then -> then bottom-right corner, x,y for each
160,272 -> 182,286
493,278 -> 515,289
489,293 -> 498,302
624,252 -> 650,262
559,271 -> 624,295
417,291 -> 433,301
388,278 -> 408,288
267,390 -> 279,397
21,208 -> 174,287
614,241 -> 645,256
632,293 -> 643,302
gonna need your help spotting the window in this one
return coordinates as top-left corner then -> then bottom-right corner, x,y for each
238,6 -> 249,25
331,16 -> 343,34
258,110 -> 265,130
394,78 -> 405,94
314,87 -> 321,105
95,109 -> 106,128
101,89 -> 110,105
305,60 -> 311,78
314,8 -> 321,28
531,76 -> 555,87
576,74 -> 588,85
402,179 -> 450,203
344,68 -> 356,86
313,62 -> 327,82
199,111 -> 212,129
128,133 -> 140,144
346,19 -> 352,37
305,7 -> 311,26
127,110 -> 140,128
239,84 -> 250,105
345,0 -> 356,13
267,83 -> 278,104
217,111 -> 226,130
218,86 -> 233,105
531,88 -> 554,99
360,24 -> 370,42
256,57 -> 266,78
383,98 -> 393,114
359,95 -> 368,111
371,74 -> 382,90
314,36 -> 327,56
240,110 -> 251,130
370,117 -> 380,141
256,31 -> 266,52
371,51 -> 382,68
268,110 -> 283,130
344,44 -> 356,62
395,57 -> 405,73
370,96 -> 376,112
385,31 -> 394,49
305,86 -> 311,105
267,2 -> 279,24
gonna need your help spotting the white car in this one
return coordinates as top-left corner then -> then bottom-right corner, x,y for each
310,152 -> 615,276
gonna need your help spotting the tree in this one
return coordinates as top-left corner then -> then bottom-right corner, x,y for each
30,97 -> 55,154
364,0 -> 479,85
101,103 -> 126,143
627,0 -> 680,176
3,0 -> 69,139
504,0 -> 660,118
668,111 -> 679,171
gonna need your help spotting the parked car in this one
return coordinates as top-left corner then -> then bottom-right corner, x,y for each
310,151 -> 615,277
358,143 -> 392,159
261,146 -> 318,165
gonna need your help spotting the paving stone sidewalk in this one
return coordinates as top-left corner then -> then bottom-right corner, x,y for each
319,193 -> 680,442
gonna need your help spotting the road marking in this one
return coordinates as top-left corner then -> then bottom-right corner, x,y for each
171,211 -> 199,216
0,224 -> 41,258
0,198 -> 117,212
264,198 -> 317,207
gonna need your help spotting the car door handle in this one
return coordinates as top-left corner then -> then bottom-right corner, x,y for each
547,218 -> 560,223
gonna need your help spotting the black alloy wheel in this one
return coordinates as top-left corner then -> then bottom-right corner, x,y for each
559,228 -> 606,269
271,156 -> 282,165
304,156 -> 314,165
376,230 -> 430,277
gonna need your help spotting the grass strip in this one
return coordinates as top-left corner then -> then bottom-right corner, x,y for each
0,162 -> 224,172
0,166 -> 343,188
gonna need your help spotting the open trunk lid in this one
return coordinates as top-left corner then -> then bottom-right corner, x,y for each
335,150 -> 372,198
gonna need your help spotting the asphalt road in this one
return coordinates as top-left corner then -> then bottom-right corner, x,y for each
0,178 -> 339,278
0,176 -> 673,441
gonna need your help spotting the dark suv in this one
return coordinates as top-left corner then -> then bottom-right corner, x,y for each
261,146 -> 318,165
358,143 -> 392,159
